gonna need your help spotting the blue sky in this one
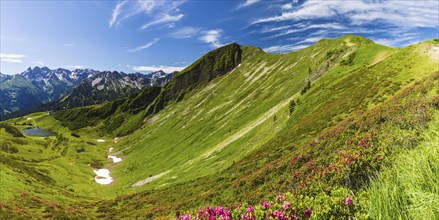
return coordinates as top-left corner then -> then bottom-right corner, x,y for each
1,0 -> 438,75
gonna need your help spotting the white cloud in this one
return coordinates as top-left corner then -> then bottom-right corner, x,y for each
127,38 -> 160,52
66,65 -> 85,69
237,0 -> 261,9
0,53 -> 27,63
141,14 -> 184,30
253,1 -> 439,28
169,27 -> 226,47
262,25 -> 292,33
32,61 -> 44,66
109,1 -> 127,27
372,33 -> 422,47
64,43 -> 74,47
199,29 -> 224,48
281,3 -> 293,10
251,0 -> 438,48
267,22 -> 346,39
168,26 -> 200,39
293,37 -> 323,45
109,0 -> 186,30
263,44 -> 309,53
253,2 -> 334,24
132,65 -> 186,73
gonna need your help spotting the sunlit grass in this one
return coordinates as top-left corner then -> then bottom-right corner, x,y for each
366,131 -> 439,220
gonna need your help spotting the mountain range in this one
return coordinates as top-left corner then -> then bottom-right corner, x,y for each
0,35 -> 438,219
0,67 -> 175,119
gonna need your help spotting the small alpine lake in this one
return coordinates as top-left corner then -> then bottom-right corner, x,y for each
22,127 -> 57,137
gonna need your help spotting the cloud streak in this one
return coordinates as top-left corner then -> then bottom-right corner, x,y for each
253,1 -> 439,28
1,53 -> 27,63
66,65 -> 85,69
109,1 -> 127,27
169,27 -> 226,48
168,26 -> 200,39
253,0 -> 438,53
141,14 -> 184,30
266,22 -> 346,39
127,38 -> 160,52
132,65 -> 186,73
263,44 -> 308,53
236,0 -> 261,9
109,0 -> 186,30
32,61 -> 44,66
199,29 -> 224,48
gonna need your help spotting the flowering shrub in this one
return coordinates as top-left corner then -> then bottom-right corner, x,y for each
176,188 -> 365,219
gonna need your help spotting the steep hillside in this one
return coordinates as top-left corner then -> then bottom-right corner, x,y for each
51,43 -> 261,136
148,43 -> 246,114
0,35 -> 437,219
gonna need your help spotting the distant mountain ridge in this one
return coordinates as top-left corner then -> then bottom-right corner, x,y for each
0,72 -> 12,83
0,67 -> 175,119
50,70 -> 175,110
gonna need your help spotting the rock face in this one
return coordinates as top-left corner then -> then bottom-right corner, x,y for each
52,70 -> 174,110
0,67 -> 176,119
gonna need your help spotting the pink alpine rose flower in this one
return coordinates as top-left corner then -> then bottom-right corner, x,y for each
304,209 -> 312,219
262,201 -> 271,209
344,196 -> 353,206
282,200 -> 290,210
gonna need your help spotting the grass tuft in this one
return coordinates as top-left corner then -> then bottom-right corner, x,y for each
366,132 -> 439,220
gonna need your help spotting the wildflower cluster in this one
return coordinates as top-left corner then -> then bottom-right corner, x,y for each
176,193 -> 319,219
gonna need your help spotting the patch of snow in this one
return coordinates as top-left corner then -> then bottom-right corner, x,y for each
71,71 -> 78,80
91,77 -> 102,86
97,139 -> 105,142
132,170 -> 171,187
108,155 -> 122,163
97,85 -> 104,90
118,79 -> 129,87
109,147 -> 113,152
134,81 -> 142,89
43,78 -> 50,85
93,169 -> 113,185
55,72 -> 64,81
26,118 -> 32,120
113,137 -> 119,143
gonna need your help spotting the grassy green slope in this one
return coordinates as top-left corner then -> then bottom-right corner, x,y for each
0,35 -> 437,219
107,35 -> 380,193
105,37 -> 437,218
366,130 -> 439,219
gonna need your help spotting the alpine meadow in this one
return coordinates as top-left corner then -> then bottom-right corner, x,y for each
0,1 -> 438,220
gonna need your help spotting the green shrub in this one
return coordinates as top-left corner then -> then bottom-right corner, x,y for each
341,52 -> 356,66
